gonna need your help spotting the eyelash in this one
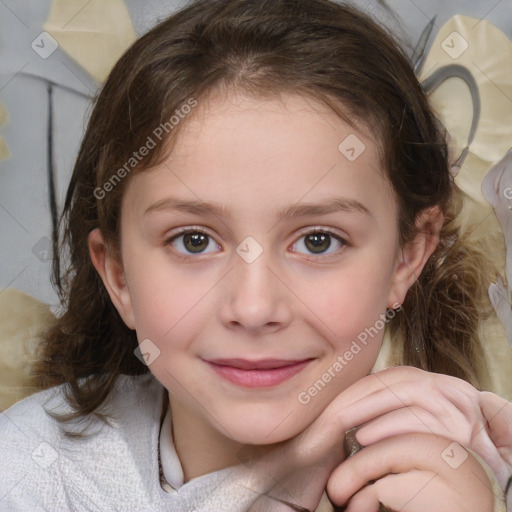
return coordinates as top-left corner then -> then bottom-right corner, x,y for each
164,226 -> 348,260
164,227 -> 212,256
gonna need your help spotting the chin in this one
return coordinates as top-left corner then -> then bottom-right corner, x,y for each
230,425 -> 298,447
219,405 -> 312,446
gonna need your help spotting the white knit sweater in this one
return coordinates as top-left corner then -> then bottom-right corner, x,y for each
0,373 -> 274,511
2,374 -> 504,512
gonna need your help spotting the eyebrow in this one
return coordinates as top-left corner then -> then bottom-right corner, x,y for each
144,196 -> 371,221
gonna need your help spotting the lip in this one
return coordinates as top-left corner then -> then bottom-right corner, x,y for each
204,358 -> 314,388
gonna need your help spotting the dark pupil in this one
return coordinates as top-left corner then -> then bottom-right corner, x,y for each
305,233 -> 331,253
184,232 -> 208,253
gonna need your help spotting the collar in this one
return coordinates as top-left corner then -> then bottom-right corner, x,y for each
158,401 -> 185,493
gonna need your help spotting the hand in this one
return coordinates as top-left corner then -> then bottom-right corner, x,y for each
325,366 -> 512,494
239,365 -> 511,511
326,432 -> 494,512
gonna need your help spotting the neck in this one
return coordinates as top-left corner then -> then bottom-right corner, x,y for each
168,394 -> 270,481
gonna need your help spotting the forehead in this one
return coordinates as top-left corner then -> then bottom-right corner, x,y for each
122,90 -> 396,222
173,89 -> 375,165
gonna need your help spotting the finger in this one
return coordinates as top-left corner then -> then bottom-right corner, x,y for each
478,391 -> 512,488
320,366 -> 481,435
295,368 -> 452,466
314,366 -> 491,465
344,471 -> 443,512
326,433 -> 492,510
350,403 -> 505,502
331,366 -> 479,413
479,391 -> 512,450
334,382 -> 483,450
344,470 -> 493,512
352,404 -> 504,486
354,402 -> 493,455
296,366 -> 484,474
328,433 -> 442,505
343,482 -> 382,512
355,406 -> 467,446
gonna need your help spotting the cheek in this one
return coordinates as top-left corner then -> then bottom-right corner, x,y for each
297,261 -> 393,394
306,263 -> 394,341
123,254 -> 207,342
126,268 -> 210,386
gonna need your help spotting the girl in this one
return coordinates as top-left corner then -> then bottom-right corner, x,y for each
1,0 -> 511,510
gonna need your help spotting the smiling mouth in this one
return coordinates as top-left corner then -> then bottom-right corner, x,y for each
203,358 -> 315,388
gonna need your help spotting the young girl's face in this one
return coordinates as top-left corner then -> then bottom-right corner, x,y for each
107,90 -> 415,446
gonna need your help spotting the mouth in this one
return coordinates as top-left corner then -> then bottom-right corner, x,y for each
203,358 -> 315,388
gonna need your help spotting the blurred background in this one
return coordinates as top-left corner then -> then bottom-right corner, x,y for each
1,0 -> 511,307
1,0 -> 512,411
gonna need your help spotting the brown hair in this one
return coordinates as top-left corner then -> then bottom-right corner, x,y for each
35,0 -> 492,419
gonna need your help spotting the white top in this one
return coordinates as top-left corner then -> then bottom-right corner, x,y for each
1,373 -> 505,512
0,373 -> 268,511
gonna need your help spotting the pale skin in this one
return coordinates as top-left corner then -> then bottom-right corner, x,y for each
88,90 -> 505,510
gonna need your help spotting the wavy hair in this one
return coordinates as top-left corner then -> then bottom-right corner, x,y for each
35,0 -> 493,419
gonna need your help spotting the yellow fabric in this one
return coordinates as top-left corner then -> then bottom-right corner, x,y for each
0,289 -> 54,411
420,15 -> 512,202
43,0 -> 136,82
417,14 -> 512,400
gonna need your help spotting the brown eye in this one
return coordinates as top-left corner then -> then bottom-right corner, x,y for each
305,232 -> 331,253
292,229 -> 346,256
167,229 -> 219,255
182,232 -> 209,253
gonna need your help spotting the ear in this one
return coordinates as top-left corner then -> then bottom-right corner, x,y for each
387,206 -> 444,308
88,228 -> 136,329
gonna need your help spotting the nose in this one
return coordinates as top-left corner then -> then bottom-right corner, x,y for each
219,248 -> 293,335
